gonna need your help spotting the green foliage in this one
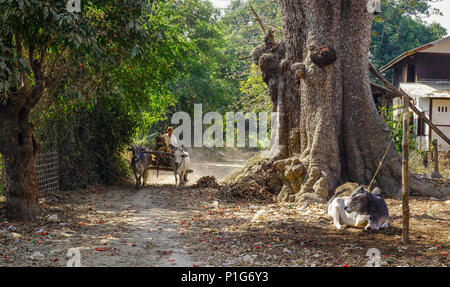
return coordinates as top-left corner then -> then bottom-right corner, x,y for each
1,0 -> 180,189
219,0 -> 281,114
221,0 -> 282,82
370,0 -> 447,70
2,0 -> 447,192
36,94 -> 136,190
233,64 -> 271,114
379,105 -> 417,153
166,0 -> 240,116
0,0 -> 153,97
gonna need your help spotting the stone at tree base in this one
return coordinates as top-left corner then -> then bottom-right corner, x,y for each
277,186 -> 294,202
312,178 -> 329,199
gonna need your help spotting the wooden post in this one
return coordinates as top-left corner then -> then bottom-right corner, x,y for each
402,94 -> 410,244
432,139 -> 441,178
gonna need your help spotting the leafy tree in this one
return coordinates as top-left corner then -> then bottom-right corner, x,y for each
165,0 -> 240,116
220,0 -> 447,113
221,0 -> 282,82
0,0 -> 154,220
379,105 -> 417,152
232,63 -> 271,114
370,0 -> 447,69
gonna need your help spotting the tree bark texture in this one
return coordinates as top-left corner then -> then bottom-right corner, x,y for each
252,0 -> 402,203
0,107 -> 41,220
0,54 -> 44,220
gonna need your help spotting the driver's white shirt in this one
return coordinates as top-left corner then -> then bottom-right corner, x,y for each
163,133 -> 178,147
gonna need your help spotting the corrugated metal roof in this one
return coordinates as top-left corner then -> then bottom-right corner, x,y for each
380,36 -> 450,73
399,82 -> 450,99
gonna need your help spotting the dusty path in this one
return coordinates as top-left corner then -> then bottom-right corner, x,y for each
87,186 -> 198,267
0,158 -> 248,267
0,154 -> 448,267
70,158 -> 248,267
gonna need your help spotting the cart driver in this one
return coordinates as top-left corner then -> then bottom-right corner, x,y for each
162,127 -> 178,152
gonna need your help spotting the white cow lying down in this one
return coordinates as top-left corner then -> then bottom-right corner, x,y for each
327,186 -> 389,231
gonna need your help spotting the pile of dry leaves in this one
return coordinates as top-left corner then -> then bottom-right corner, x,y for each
194,173 -> 275,203
193,176 -> 222,189
217,174 -> 275,203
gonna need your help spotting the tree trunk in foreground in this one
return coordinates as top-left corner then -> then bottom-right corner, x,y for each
252,0 -> 403,202
1,124 -> 40,220
0,110 -> 41,220
0,66 -> 44,220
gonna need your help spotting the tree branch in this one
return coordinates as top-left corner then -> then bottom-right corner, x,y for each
46,50 -> 64,79
14,31 -> 29,89
250,5 -> 266,33
238,55 -> 252,60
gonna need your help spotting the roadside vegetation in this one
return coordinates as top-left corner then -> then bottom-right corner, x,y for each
0,0 -> 448,211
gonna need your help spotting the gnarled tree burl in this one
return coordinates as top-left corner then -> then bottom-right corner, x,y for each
252,0 -> 408,203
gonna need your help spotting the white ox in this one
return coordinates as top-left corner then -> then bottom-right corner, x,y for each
173,147 -> 191,186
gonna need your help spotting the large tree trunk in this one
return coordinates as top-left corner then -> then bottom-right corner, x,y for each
0,118 -> 40,220
0,61 -> 44,220
252,0 -> 403,203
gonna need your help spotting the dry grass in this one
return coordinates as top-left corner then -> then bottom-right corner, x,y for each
410,150 -> 450,178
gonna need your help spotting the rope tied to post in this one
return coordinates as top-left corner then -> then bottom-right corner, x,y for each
367,139 -> 394,191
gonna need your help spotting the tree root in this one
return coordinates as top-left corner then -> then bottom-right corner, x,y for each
273,155 -> 330,204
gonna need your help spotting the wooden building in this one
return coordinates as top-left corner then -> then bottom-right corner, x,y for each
380,36 -> 450,151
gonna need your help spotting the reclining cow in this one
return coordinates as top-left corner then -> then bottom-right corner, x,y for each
173,146 -> 190,186
128,145 -> 153,189
327,186 -> 389,231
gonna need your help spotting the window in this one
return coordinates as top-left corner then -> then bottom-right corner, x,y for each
437,106 -> 448,112
407,64 -> 416,83
417,118 -> 426,136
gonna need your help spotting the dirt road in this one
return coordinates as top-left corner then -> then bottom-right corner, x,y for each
0,156 -> 448,267
0,158 -> 247,267
86,159 -> 248,267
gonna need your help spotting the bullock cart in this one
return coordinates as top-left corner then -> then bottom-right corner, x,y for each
143,148 -> 193,177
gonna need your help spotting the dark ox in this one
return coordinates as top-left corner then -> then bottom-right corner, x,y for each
344,186 -> 390,230
327,186 -> 389,230
128,145 -> 153,189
